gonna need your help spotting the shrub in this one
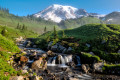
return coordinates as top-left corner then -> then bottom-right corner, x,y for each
102,64 -> 120,75
80,52 -> 101,64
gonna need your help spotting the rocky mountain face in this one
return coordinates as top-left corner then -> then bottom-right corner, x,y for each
33,4 -> 104,23
101,11 -> 120,24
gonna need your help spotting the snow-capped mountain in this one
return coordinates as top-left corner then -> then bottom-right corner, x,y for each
33,4 -> 104,23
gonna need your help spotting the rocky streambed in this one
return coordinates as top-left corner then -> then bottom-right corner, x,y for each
10,39 -> 120,80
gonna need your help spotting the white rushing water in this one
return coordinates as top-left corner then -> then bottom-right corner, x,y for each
47,55 -> 81,67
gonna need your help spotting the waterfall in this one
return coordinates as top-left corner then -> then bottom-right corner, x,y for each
60,56 -> 65,65
48,57 -> 53,64
52,56 -> 57,64
67,55 -> 72,62
64,56 -> 69,63
47,55 -> 81,67
76,55 -> 81,66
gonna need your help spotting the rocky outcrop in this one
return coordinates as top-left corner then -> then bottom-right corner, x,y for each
31,57 -> 47,70
48,41 -> 73,53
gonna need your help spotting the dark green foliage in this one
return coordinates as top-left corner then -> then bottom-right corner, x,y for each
53,26 -> 58,39
1,27 -> 7,36
102,64 -> 120,75
34,38 -> 47,50
44,26 -> 47,33
80,52 -> 101,64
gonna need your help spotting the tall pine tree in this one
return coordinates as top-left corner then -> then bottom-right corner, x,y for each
53,26 -> 58,39
44,26 -> 47,33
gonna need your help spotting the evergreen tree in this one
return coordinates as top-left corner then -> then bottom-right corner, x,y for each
16,23 -> 20,29
44,26 -> 47,33
53,26 -> 58,39
1,27 -> 7,36
22,24 -> 25,30
62,30 -> 66,38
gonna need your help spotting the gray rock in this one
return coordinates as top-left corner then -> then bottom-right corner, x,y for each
118,50 -> 120,53
82,64 -> 90,73
89,52 -> 94,56
62,48 -> 67,54
31,57 -> 47,70
51,44 -> 58,51
101,40 -> 106,44
58,44 -> 66,52
48,41 -> 53,49
86,43 -> 90,47
67,47 -> 73,52
93,62 -> 104,72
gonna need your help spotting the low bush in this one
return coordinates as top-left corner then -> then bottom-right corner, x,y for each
102,64 -> 120,75
80,52 -> 101,64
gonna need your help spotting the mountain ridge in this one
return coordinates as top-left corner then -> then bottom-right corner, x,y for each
33,4 -> 105,23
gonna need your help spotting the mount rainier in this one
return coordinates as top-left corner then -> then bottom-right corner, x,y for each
33,4 -> 105,23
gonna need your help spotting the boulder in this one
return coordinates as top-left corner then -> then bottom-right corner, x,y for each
118,50 -> 120,53
10,76 -> 24,80
42,53 -> 47,58
15,36 -> 23,42
67,47 -> 72,52
31,57 -> 47,70
81,64 -> 90,73
20,56 -> 28,63
58,44 -> 65,52
48,41 -> 53,49
86,43 -> 90,47
51,44 -> 58,51
33,45 -> 37,48
22,70 -> 28,74
93,62 -> 104,72
62,48 -> 67,54
89,52 -> 95,56
26,41 -> 32,47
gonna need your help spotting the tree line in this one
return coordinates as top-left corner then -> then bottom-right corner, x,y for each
0,6 -> 9,13
16,23 -> 27,31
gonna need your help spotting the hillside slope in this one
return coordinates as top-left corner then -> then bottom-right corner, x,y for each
58,17 -> 103,29
0,10 -> 59,33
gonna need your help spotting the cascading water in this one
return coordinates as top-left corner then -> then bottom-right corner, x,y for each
76,55 -> 81,66
47,55 -> 81,67
52,56 -> 57,64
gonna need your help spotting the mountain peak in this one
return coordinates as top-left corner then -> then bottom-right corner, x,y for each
33,4 -> 102,23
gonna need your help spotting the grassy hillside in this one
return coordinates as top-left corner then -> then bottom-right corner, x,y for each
0,25 -> 38,40
36,24 -> 120,63
0,29 -> 21,79
58,17 -> 103,29
0,10 -> 59,33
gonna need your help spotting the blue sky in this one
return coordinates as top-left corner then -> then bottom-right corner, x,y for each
0,0 -> 120,16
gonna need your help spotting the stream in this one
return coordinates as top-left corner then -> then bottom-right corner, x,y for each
17,39 -> 92,80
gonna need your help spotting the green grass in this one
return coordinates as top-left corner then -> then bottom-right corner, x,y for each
0,51 -> 17,80
0,34 -> 20,52
0,25 -> 38,39
36,24 -> 120,63
58,17 -> 103,29
0,10 -> 59,34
